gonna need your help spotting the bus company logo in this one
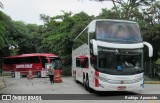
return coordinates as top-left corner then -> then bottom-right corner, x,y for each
2,95 -> 11,100
102,49 -> 118,53
16,64 -> 33,69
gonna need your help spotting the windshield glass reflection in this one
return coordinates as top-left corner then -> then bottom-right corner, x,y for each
96,21 -> 142,43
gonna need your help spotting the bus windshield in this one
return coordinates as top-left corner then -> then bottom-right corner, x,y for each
49,57 -> 62,69
96,21 -> 142,43
4,56 -> 40,64
97,47 -> 143,75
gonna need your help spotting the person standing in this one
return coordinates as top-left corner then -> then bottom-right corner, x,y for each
48,66 -> 54,84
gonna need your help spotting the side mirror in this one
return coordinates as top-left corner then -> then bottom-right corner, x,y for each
143,41 -> 153,57
90,39 -> 98,55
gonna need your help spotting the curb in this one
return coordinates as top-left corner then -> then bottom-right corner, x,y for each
144,81 -> 160,84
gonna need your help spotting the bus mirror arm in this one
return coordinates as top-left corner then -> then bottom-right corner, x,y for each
143,41 -> 153,57
90,39 -> 98,55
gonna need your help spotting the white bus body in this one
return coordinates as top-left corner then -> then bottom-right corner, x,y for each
72,19 -> 153,92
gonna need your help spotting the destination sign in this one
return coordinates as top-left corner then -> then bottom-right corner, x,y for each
16,64 -> 33,68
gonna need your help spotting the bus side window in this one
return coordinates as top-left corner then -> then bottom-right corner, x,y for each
90,45 -> 97,68
76,57 -> 88,68
40,56 -> 48,68
90,56 -> 95,68
76,58 -> 80,67
81,58 -> 88,68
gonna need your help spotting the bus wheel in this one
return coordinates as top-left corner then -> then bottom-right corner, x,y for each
11,72 -> 15,77
74,72 -> 79,83
83,78 -> 86,88
85,78 -> 88,91
73,72 -> 76,81
86,77 -> 94,93
37,71 -> 41,77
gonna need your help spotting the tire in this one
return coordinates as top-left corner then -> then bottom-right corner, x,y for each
37,71 -> 41,77
83,78 -> 86,89
74,72 -> 78,83
85,78 -> 88,91
73,72 -> 76,81
11,72 -> 15,77
86,77 -> 94,93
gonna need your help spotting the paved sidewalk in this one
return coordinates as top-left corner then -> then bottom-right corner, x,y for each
0,76 -> 160,90
0,77 -> 5,90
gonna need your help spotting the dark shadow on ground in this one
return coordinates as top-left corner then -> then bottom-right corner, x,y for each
95,91 -> 137,96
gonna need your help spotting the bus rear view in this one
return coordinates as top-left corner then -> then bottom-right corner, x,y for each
72,19 -> 153,93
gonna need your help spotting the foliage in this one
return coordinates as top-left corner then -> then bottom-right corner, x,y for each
38,11 -> 94,59
0,11 -> 40,57
139,1 -> 160,60
38,11 -> 94,74
156,59 -> 160,64
0,25 -> 5,48
62,65 -> 72,76
0,11 -> 13,57
15,22 -> 40,54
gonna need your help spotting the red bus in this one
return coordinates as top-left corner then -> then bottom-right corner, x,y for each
2,53 -> 62,77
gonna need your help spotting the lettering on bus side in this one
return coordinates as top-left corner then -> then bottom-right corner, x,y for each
16,64 -> 33,68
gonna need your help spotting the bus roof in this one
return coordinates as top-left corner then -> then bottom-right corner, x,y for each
89,19 -> 137,25
105,19 -> 136,23
74,19 -> 138,41
88,19 -> 138,32
4,53 -> 59,58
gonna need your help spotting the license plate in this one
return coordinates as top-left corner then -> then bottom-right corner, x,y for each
117,86 -> 126,90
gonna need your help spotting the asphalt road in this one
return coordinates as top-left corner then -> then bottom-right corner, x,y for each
0,76 -> 160,103
0,76 -> 89,94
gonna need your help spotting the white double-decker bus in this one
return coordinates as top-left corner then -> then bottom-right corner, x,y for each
72,19 -> 153,93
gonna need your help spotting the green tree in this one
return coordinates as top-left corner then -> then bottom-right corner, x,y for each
0,22 -> 5,48
12,21 -> 41,54
0,11 -> 13,57
139,1 -> 160,60
26,24 -> 41,53
38,11 -> 94,75
92,0 -> 156,20
97,8 -> 119,19
0,10 -> 41,57
39,11 -> 93,58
